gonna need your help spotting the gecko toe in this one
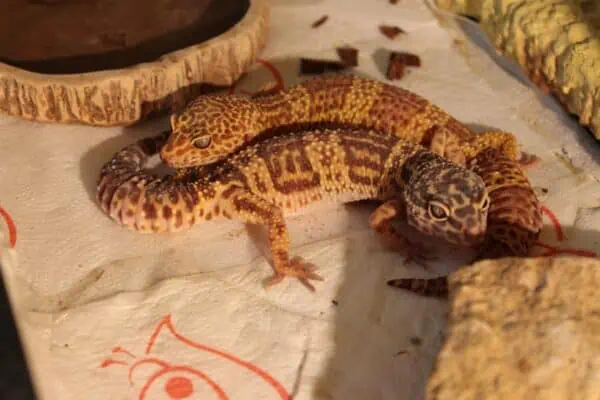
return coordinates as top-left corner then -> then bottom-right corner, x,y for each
264,256 -> 323,291
289,257 -> 324,282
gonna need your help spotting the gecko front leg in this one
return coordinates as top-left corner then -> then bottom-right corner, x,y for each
224,186 -> 323,291
368,199 -> 436,268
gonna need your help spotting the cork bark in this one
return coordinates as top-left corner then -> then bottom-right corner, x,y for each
427,256 -> 600,400
0,0 -> 269,126
436,0 -> 600,140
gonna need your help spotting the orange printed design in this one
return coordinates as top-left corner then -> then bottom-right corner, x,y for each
0,205 -> 17,248
533,206 -> 597,258
228,58 -> 285,96
101,315 -> 291,399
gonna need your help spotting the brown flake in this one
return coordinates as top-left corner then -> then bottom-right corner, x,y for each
379,25 -> 405,40
386,51 -> 421,80
311,15 -> 329,28
336,46 -> 359,67
300,58 -> 349,75
386,58 -> 405,80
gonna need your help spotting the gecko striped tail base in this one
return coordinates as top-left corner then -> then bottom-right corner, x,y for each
97,128 -> 491,291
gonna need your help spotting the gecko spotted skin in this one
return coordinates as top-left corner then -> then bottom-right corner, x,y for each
160,73 -> 522,169
157,72 -> 543,281
97,128 -> 490,291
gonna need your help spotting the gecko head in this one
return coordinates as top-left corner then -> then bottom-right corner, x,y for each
402,152 -> 490,247
160,94 -> 262,168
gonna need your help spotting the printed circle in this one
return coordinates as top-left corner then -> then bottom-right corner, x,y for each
165,376 -> 194,399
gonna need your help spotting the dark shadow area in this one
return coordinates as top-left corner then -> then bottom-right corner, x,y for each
0,265 -> 37,399
0,0 -> 249,74
372,47 -> 391,78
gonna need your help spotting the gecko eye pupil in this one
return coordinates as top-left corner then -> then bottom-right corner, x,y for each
428,202 -> 449,221
192,135 -> 212,149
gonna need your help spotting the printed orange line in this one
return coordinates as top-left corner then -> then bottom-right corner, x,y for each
540,206 -> 564,241
228,79 -> 241,94
138,366 -> 228,400
128,358 -> 170,386
146,315 -> 291,399
0,206 -> 17,248
100,359 -> 128,368
534,241 -> 597,258
255,58 -> 285,90
112,346 -> 136,358
228,58 -> 285,95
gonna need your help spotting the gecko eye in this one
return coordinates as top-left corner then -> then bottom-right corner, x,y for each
481,197 -> 490,209
191,135 -> 212,149
428,201 -> 449,221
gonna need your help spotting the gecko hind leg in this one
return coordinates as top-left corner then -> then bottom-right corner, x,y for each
426,127 -> 539,170
426,126 -> 467,165
368,199 -> 437,268
467,130 -> 540,167
225,187 -> 323,291
467,131 -> 519,160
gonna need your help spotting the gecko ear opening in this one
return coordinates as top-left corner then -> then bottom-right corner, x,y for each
400,163 -> 412,183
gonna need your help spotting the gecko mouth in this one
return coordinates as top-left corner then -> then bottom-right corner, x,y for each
159,145 -> 189,169
463,229 -> 486,246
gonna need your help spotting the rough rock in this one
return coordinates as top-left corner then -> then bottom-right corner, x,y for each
427,255 -> 600,400
435,0 -> 600,141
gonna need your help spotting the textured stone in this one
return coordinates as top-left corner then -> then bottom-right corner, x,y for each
427,256 -> 600,400
435,0 -> 600,141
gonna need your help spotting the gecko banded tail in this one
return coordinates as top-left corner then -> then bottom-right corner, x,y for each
96,131 -> 215,234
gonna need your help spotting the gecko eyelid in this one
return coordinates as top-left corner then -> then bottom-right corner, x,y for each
482,197 -> 490,209
428,201 -> 449,221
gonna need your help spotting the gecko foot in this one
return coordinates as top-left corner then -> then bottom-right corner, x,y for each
517,151 -> 540,169
264,256 -> 324,291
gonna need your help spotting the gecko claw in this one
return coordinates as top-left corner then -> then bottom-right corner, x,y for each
264,256 -> 324,291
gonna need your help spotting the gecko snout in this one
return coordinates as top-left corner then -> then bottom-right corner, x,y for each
466,231 -> 485,245
462,225 -> 486,246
